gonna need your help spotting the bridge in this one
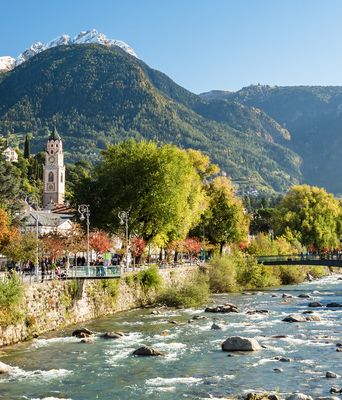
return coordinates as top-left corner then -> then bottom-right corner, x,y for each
257,254 -> 342,267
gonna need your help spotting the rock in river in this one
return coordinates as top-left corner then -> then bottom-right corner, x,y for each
211,323 -> 222,330
222,336 -> 261,351
298,294 -> 312,298
326,371 -> 340,378
283,314 -> 321,322
0,361 -> 13,374
72,327 -> 94,338
326,303 -> 342,308
132,346 -> 165,356
308,302 -> 323,307
286,393 -> 313,400
101,331 -> 125,339
205,304 -> 238,313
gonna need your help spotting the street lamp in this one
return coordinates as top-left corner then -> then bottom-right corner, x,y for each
27,196 -> 40,282
118,211 -> 129,271
78,204 -> 90,273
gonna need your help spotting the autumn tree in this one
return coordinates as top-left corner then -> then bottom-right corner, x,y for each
194,176 -> 249,255
89,229 -> 112,256
41,232 -> 66,262
130,236 -> 145,264
274,185 -> 342,250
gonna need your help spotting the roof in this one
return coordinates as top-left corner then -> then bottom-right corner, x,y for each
48,127 -> 61,141
22,210 -> 72,228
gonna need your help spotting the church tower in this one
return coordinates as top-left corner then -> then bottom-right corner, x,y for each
43,128 -> 65,207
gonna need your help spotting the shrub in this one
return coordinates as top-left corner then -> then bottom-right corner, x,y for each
0,273 -> 25,326
135,266 -> 163,292
158,272 -> 210,307
208,255 -> 237,293
273,265 -> 306,285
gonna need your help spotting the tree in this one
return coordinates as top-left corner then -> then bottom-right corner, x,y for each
3,231 -> 37,264
195,176 -> 249,255
274,185 -> 342,251
89,229 -> 112,256
41,232 -> 66,262
130,236 -> 145,264
75,140 -> 209,246
24,134 -> 30,159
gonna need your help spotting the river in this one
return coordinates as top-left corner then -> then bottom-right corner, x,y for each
0,274 -> 341,400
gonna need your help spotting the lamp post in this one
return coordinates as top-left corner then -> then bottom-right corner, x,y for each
78,204 -> 90,274
118,211 -> 129,271
27,196 -> 40,282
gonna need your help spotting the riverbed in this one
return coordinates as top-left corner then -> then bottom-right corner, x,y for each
0,275 -> 341,400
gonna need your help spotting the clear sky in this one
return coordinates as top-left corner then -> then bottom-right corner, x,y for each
1,0 -> 342,93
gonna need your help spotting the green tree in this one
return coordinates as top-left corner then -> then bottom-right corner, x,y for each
24,134 -> 30,159
274,185 -> 342,250
196,176 -> 249,255
75,140 -> 208,246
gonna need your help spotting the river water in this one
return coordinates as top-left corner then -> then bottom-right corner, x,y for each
0,275 -> 342,400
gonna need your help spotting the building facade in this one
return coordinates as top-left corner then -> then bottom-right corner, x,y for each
2,146 -> 18,163
43,129 -> 65,207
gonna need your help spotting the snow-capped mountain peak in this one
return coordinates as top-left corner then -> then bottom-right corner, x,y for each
0,29 -> 137,72
0,56 -> 16,72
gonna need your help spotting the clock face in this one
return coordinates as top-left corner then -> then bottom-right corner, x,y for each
47,183 -> 55,191
49,156 -> 55,163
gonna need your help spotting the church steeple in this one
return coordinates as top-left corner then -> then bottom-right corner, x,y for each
43,130 -> 65,208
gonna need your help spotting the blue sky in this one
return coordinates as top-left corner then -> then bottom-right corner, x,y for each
1,0 -> 342,93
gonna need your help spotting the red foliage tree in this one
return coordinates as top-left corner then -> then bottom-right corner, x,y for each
184,237 -> 201,256
89,230 -> 112,255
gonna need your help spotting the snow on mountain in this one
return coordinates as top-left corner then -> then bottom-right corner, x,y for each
2,29 -> 137,71
0,56 -> 16,73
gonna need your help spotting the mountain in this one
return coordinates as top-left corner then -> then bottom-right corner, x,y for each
0,29 -> 137,72
200,85 -> 342,194
0,44 -> 303,193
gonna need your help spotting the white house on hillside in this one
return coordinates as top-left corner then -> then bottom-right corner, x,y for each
2,146 -> 18,163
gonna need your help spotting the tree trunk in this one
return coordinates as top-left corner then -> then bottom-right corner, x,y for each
220,242 -> 225,256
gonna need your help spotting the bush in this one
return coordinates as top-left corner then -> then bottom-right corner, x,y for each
0,273 -> 25,326
208,255 -> 237,293
273,265 -> 306,285
135,266 -> 163,292
208,252 -> 280,292
158,272 -> 210,308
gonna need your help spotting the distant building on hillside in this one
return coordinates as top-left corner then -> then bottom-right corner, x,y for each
2,146 -> 18,163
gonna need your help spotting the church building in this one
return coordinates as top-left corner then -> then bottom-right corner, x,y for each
43,128 -> 65,207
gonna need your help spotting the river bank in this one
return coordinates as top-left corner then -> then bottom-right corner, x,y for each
0,266 -> 197,347
0,274 -> 341,400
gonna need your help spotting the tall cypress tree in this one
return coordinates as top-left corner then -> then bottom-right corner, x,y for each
24,134 -> 30,159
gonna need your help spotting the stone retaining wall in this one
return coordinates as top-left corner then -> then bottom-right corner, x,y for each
0,267 -> 196,347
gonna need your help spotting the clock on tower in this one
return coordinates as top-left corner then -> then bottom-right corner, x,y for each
43,128 -> 65,208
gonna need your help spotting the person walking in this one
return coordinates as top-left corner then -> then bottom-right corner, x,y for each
41,258 -> 47,282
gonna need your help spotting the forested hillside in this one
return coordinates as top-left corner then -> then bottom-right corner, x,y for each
0,45 -> 303,193
201,85 -> 342,194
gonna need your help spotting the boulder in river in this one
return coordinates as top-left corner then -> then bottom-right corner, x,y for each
80,337 -> 94,344
211,323 -> 222,330
308,302 -> 323,307
222,336 -> 261,351
326,303 -> 342,308
245,392 -> 280,400
283,314 -> 321,322
273,356 -> 292,362
246,309 -> 269,315
298,294 -> 312,299
326,371 -> 340,378
0,361 -> 12,374
72,327 -> 94,338
282,293 -> 293,298
205,304 -> 239,313
132,346 -> 165,356
101,331 -> 125,339
286,393 -> 313,400
330,387 -> 342,394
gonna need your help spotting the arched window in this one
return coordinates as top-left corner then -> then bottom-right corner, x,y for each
61,173 -> 63,183
48,172 -> 54,182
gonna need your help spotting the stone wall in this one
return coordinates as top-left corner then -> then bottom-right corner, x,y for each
0,267 -> 196,347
